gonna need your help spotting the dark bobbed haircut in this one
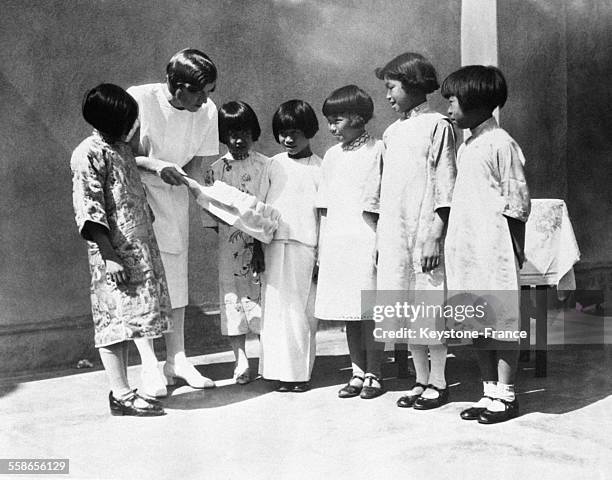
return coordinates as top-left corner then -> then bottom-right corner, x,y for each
82,83 -> 138,139
166,48 -> 218,94
218,101 -> 261,144
322,85 -> 374,126
441,65 -> 507,112
272,100 -> 319,142
375,52 -> 439,94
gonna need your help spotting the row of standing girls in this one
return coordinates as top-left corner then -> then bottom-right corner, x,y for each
70,49 -> 530,424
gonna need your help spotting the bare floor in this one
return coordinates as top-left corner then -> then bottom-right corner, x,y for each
1,311 -> 611,480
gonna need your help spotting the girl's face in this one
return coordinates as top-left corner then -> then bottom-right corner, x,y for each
447,96 -> 490,130
226,129 -> 254,156
384,78 -> 411,113
446,96 -> 469,128
278,129 -> 310,156
175,82 -> 216,112
326,114 -> 363,144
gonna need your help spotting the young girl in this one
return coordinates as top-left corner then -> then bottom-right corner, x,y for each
441,66 -> 530,423
260,100 -> 321,393
374,53 -> 457,410
315,85 -> 385,399
127,48 -> 219,396
70,84 -> 170,416
203,101 -> 271,384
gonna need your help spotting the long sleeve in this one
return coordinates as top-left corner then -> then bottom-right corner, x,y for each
70,144 -> 109,241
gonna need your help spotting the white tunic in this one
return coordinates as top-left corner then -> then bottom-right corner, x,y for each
445,117 -> 530,335
260,153 -> 321,381
376,104 -> 457,344
127,83 -> 219,307
314,135 -> 383,321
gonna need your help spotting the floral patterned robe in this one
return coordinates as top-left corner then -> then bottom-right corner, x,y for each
71,132 -> 171,347
203,151 -> 272,336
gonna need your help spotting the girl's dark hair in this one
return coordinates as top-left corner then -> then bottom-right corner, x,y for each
441,65 -> 507,112
375,52 -> 439,94
272,100 -> 319,142
322,85 -> 374,126
218,101 -> 261,144
82,83 -> 138,139
166,48 -> 217,94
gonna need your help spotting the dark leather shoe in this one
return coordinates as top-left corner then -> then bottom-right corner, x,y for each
360,375 -> 385,399
413,384 -> 449,410
276,382 -> 292,392
292,382 -> 310,393
109,391 -> 165,416
478,398 -> 519,424
338,375 -> 364,398
396,382 -> 428,408
460,396 -> 494,420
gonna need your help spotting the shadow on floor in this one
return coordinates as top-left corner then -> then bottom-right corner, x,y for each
440,345 -> 612,415
160,345 -> 612,415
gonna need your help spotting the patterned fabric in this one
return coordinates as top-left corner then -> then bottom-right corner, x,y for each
342,131 -> 371,151
204,151 -> 272,335
520,199 -> 580,289
71,133 -> 171,347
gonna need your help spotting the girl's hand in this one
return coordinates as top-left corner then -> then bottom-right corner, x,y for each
160,166 -> 188,186
105,258 -> 128,285
251,241 -> 265,274
420,237 -> 441,273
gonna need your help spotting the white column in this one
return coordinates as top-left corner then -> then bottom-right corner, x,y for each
460,0 -> 499,124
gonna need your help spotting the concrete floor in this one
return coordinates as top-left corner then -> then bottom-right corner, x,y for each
1,313 -> 611,480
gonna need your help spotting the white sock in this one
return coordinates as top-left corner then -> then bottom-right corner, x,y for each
472,381 -> 496,408
488,383 -> 515,412
427,344 -> 448,389
409,345 -> 430,386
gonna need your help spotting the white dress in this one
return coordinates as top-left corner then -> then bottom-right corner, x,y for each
376,103 -> 456,344
127,83 -> 219,308
260,152 -> 322,381
445,117 -> 530,336
314,134 -> 383,321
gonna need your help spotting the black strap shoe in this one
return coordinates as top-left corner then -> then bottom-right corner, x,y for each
396,382 -> 428,408
413,384 -> 449,410
109,391 -> 165,417
276,382 -> 292,392
460,396 -> 494,420
291,382 -> 310,393
478,398 -> 519,424
360,374 -> 385,399
338,375 -> 365,398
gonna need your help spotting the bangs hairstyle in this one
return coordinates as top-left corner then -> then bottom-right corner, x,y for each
322,85 -> 374,126
272,100 -> 319,142
166,48 -> 217,94
441,65 -> 507,112
82,83 -> 138,139
375,52 -> 439,94
218,101 -> 261,144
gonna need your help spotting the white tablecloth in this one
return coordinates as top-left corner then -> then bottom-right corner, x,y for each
520,199 -> 580,290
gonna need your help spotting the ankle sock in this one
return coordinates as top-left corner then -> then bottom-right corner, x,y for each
487,383 -> 515,412
472,381 -> 496,408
